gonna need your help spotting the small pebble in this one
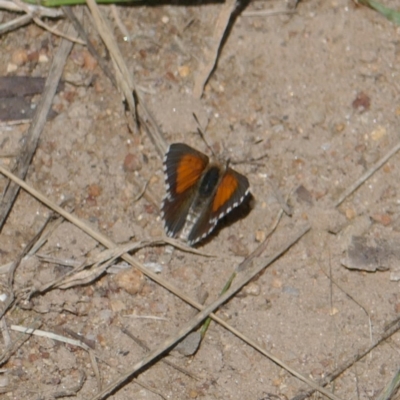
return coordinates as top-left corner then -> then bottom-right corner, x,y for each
114,268 -> 144,295
178,65 -> 190,78
243,282 -> 261,296
174,332 -> 201,356
345,208 -> 356,220
7,63 -> 17,73
329,307 -> 339,316
272,278 -> 282,289
11,49 -> 28,66
38,53 -> 49,63
255,230 -> 265,242
352,91 -> 371,113
123,153 -> 142,172
83,50 -> 97,71
371,213 -> 391,226
370,126 -> 386,141
88,184 -> 102,197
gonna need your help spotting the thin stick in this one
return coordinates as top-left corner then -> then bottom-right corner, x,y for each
121,327 -> 199,380
10,325 -> 92,351
0,0 -> 63,17
85,0 -> 168,156
0,167 -> 339,400
0,22 -> 75,231
290,317 -> 400,400
0,14 -> 32,35
62,6 -> 117,87
334,140 -> 400,207
0,321 -> 41,366
90,225 -> 326,400
193,0 -> 237,98
11,0 -> 84,44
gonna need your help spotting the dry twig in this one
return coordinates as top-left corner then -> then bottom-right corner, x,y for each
0,166 -> 342,400
193,0 -> 237,98
0,22 -> 76,230
334,140 -> 400,207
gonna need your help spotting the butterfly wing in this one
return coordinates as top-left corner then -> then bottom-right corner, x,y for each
161,143 -> 209,237
187,167 -> 250,245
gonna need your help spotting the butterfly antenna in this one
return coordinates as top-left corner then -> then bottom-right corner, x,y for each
192,113 -> 216,157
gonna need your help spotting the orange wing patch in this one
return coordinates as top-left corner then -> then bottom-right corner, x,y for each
176,154 -> 207,194
212,172 -> 238,212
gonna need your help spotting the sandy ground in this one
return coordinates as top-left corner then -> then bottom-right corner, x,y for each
1,0 -> 400,399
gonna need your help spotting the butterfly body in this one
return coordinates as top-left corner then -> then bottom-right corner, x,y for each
161,143 -> 250,246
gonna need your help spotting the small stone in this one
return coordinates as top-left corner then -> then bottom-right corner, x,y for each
334,122 -> 346,133
295,184 -> 313,205
11,49 -> 28,66
88,184 -> 102,197
83,50 -> 97,71
7,63 -> 18,73
123,153 -> 142,172
174,332 -> 201,356
272,278 -> 282,289
370,126 -> 386,141
329,307 -> 339,316
255,230 -> 265,242
38,53 -> 49,63
352,91 -> 371,113
114,268 -> 144,295
345,208 -> 356,220
371,213 -> 391,226
243,282 -> 261,296
178,65 -> 190,78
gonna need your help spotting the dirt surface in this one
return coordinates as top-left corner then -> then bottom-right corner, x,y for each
1,0 -> 400,399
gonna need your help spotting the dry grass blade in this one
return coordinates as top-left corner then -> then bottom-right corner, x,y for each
62,6 -> 117,87
85,0 -> 137,125
11,0 -> 84,44
53,370 -> 86,398
90,224 -> 323,400
193,0 -> 237,99
376,367 -> 400,400
290,316 -> 400,400
121,327 -> 199,381
10,325 -> 92,351
0,22 -> 75,231
85,0 -> 167,157
0,165 -> 212,308
334,140 -> 400,207
0,14 -> 32,35
0,321 -> 41,367
0,166 -> 339,399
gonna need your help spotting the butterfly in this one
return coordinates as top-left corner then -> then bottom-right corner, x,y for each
161,142 -> 250,246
